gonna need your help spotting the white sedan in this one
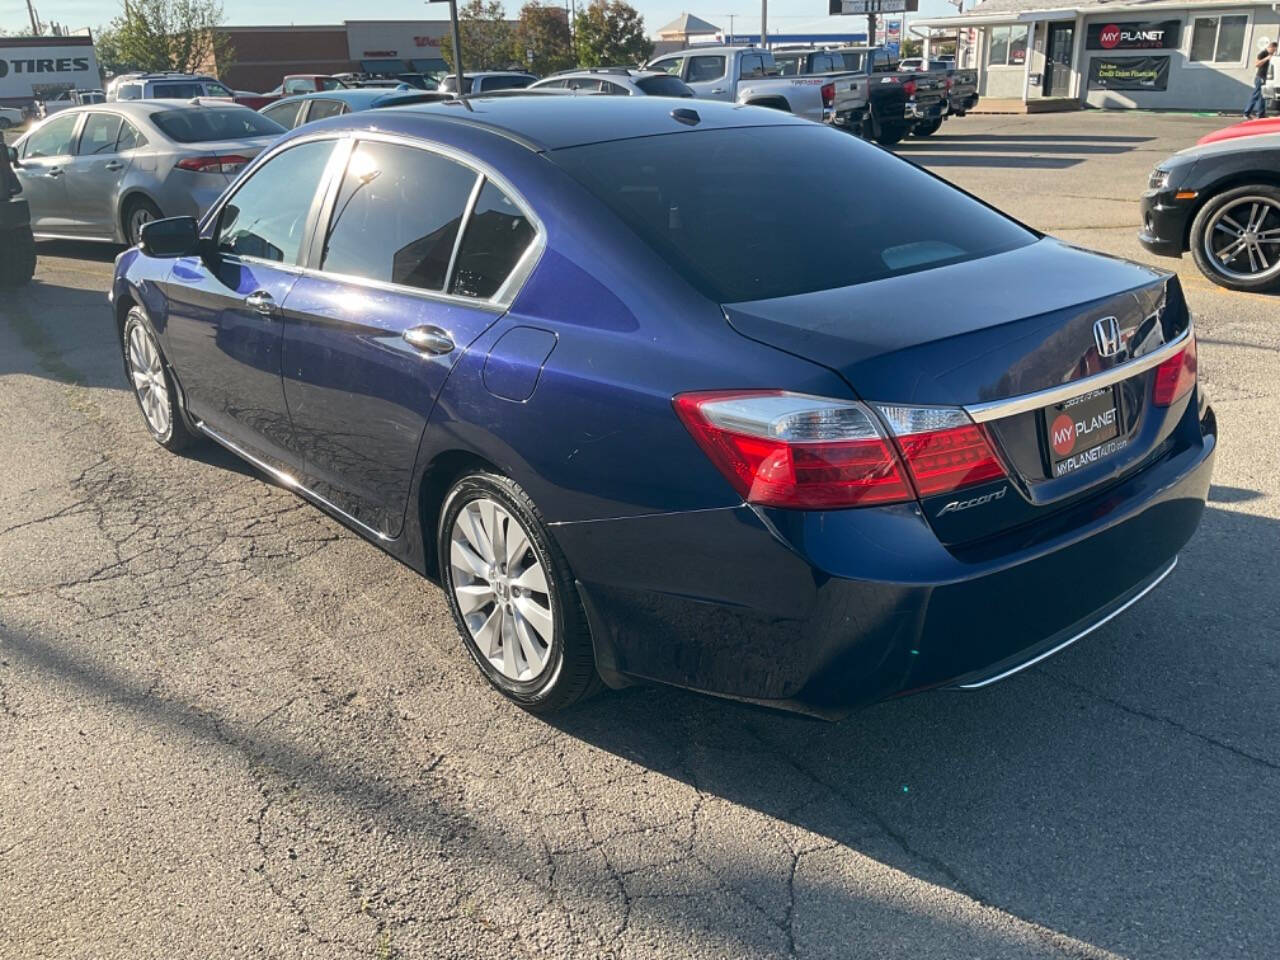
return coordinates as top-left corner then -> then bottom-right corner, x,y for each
0,106 -> 25,130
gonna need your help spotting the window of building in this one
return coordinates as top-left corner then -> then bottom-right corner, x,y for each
1189,14 -> 1249,63
987,25 -> 1029,66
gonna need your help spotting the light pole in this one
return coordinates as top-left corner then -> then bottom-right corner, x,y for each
428,0 -> 465,93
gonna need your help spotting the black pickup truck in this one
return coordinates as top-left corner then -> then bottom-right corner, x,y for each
1,141 -> 36,287
772,46 -> 914,145
829,46 -> 949,141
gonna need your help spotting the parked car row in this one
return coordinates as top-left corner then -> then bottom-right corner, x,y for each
106,94 -> 1214,719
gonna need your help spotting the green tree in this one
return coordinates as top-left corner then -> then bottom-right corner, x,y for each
573,0 -> 651,68
110,0 -> 233,75
511,2 -> 573,75
441,0 -> 515,73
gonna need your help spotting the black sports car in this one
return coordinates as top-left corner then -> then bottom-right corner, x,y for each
1140,133 -> 1280,292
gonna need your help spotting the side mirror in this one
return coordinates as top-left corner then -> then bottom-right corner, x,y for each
139,216 -> 200,257
6,146 -> 19,168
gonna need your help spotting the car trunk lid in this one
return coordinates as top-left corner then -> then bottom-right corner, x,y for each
723,239 -> 1194,543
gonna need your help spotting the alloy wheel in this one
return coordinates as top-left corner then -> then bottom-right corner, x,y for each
129,206 -> 155,245
449,496 -> 554,682
1204,196 -> 1280,282
127,323 -> 171,437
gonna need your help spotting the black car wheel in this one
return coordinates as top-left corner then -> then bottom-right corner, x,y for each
0,225 -> 35,287
912,118 -> 943,137
875,123 -> 909,146
123,197 -> 162,247
120,308 -> 197,452
1189,184 -> 1280,292
438,471 -> 599,713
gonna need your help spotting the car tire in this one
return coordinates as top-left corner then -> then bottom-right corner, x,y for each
0,225 -> 36,288
875,124 -> 909,146
438,471 -> 599,714
1189,184 -> 1280,292
0,117 -> 12,130
120,308 -> 198,452
123,197 -> 163,247
912,118 -> 943,137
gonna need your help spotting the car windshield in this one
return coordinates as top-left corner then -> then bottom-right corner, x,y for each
551,125 -> 1036,302
152,108 -> 284,143
635,75 -> 692,97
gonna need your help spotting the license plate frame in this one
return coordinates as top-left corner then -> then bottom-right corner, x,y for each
1044,387 -> 1122,477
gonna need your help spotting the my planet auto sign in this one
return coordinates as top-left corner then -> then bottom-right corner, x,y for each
0,40 -> 100,99
1086,20 -> 1181,50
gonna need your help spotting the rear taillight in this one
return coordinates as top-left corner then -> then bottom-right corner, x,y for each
902,79 -> 917,97
176,154 -> 251,175
821,82 -> 835,108
1153,336 -> 1197,406
878,406 -> 1006,497
673,392 -> 1009,510
673,391 -> 912,509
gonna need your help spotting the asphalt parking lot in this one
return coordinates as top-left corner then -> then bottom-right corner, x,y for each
2,111 -> 1278,959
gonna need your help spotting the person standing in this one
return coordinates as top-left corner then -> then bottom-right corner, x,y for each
1245,41 -> 1276,119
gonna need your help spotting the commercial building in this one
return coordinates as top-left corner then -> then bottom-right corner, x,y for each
912,0 -> 1278,111
0,35 -> 100,108
214,19 -> 516,92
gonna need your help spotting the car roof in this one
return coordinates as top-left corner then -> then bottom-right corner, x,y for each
373,94 -> 809,150
460,71 -> 536,78
274,88 -> 416,107
40,100 -> 255,120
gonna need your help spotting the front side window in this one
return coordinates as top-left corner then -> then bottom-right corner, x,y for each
284,78 -> 310,94
551,125 -> 1035,303
206,83 -> 233,98
77,113 -> 123,155
449,180 -> 536,299
687,56 -> 726,82
652,57 -> 684,76
152,108 -> 284,143
216,139 -> 334,263
1190,15 -> 1249,63
319,77 -> 345,90
23,113 -> 78,158
320,141 -> 478,291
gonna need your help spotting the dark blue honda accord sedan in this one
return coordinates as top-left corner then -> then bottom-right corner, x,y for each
110,96 -> 1216,717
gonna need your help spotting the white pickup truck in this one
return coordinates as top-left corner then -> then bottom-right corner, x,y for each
645,46 -> 840,124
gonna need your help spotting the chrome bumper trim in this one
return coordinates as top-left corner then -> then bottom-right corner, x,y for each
954,555 -> 1178,690
964,325 -> 1192,424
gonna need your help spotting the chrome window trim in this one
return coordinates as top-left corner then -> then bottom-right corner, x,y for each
444,172 -> 486,292
962,325 -> 1192,425
204,128 -> 546,311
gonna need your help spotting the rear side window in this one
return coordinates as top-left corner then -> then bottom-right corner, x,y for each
217,139 -> 334,263
261,101 -> 302,129
551,125 -> 1035,302
320,141 -> 478,291
839,51 -> 864,71
152,82 -> 205,99
117,84 -> 142,100
116,120 -> 147,151
23,113 -> 78,158
306,99 -> 346,121
567,77 -> 603,92
739,54 -> 766,79
813,53 -> 839,72
77,113 -> 123,155
774,55 -> 801,77
449,181 -> 536,299
636,75 -> 692,97
687,56 -> 725,82
152,108 -> 284,142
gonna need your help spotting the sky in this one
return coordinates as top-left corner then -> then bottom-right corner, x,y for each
1,0 -> 962,40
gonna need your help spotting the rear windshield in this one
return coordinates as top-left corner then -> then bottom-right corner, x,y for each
152,108 -> 284,143
551,125 -> 1035,302
635,75 -> 692,97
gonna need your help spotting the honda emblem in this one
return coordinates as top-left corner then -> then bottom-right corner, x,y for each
1093,316 -> 1122,358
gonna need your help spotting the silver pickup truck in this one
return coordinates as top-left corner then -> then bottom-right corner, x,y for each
645,46 -> 835,124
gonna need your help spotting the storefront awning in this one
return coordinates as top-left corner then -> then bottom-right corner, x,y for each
409,58 -> 447,73
360,58 -> 408,75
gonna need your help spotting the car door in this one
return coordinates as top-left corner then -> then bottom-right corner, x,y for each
159,138 -> 338,467
14,112 -> 81,232
278,138 -> 539,539
63,111 -> 130,237
684,54 -> 729,99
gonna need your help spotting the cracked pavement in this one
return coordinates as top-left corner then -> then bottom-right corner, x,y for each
2,112 -> 1278,959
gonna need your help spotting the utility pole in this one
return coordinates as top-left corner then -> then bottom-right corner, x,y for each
760,0 -> 767,47
867,12 -> 876,49
726,12 -> 735,44
428,0 -> 465,93
26,0 -> 41,35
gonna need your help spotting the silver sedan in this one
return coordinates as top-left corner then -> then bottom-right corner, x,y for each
9,100 -> 285,245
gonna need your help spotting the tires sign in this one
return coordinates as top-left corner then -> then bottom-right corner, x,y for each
1086,20 -> 1181,50
0,39 -> 100,101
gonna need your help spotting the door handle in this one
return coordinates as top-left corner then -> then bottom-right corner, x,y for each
245,290 -> 275,316
46,167 -> 63,178
710,87 -> 725,94
104,160 -> 124,171
403,325 -> 454,355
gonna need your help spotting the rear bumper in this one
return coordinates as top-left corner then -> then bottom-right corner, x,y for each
1138,188 -> 1192,258
907,98 -> 945,120
558,400 -> 1216,718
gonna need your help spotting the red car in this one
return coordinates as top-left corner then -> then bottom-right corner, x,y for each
1197,116 -> 1280,146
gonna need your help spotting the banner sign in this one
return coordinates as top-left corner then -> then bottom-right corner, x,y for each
830,0 -> 918,14
1088,55 -> 1171,90
1086,20 -> 1181,50
0,38 -> 100,101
